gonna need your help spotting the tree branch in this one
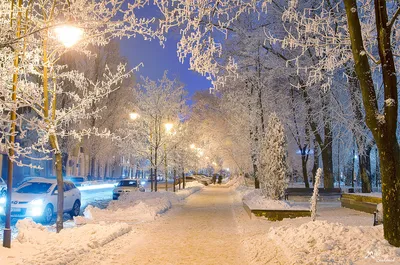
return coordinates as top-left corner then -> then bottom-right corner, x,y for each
387,6 -> 400,30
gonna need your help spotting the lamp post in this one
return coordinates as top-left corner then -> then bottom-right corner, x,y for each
44,23 -> 83,234
3,0 -> 23,249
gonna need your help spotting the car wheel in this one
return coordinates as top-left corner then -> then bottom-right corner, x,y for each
41,204 -> 53,224
69,200 -> 80,218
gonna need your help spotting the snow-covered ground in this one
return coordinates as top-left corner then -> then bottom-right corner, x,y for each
242,189 -> 309,210
0,182 -> 204,265
76,182 -> 202,224
0,180 -> 399,265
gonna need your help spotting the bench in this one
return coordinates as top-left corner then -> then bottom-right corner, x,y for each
284,188 -> 342,200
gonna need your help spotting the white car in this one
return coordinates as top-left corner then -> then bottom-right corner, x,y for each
113,179 -> 145,200
0,178 -> 81,224
0,177 -> 6,197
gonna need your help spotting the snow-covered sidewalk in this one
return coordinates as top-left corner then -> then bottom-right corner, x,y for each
1,183 -> 399,265
68,186 -> 246,265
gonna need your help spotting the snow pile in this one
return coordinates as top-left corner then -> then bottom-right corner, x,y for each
78,183 -> 203,224
243,189 -> 309,210
226,175 -> 245,188
234,185 -> 254,200
268,221 -> 400,264
15,219 -> 131,265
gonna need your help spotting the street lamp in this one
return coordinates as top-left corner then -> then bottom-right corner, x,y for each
54,25 -> 83,48
129,111 -> 139,120
190,143 -> 195,149
165,122 -> 173,132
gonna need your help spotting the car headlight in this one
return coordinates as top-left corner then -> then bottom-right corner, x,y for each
30,199 -> 43,205
0,197 -> 6,204
141,181 -> 146,186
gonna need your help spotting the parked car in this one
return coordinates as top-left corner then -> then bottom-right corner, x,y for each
0,178 -> 81,224
66,177 -> 85,187
113,179 -> 145,200
0,177 -> 6,197
193,175 -> 212,186
184,176 -> 196,182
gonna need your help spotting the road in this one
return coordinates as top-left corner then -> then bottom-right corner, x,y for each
0,185 -> 114,240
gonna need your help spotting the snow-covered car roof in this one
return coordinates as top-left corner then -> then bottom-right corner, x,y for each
26,178 -> 57,184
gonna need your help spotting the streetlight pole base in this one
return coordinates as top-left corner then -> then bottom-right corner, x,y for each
3,228 -> 11,248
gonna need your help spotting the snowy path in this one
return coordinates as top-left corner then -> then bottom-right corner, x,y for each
69,186 -> 247,265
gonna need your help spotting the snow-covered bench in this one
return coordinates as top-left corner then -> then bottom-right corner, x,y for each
284,188 -> 342,201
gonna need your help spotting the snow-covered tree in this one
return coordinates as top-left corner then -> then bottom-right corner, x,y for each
0,0 -> 163,236
118,72 -> 187,191
259,113 -> 288,200
311,168 -> 322,221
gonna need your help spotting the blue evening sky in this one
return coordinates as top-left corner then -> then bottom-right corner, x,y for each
119,33 -> 211,104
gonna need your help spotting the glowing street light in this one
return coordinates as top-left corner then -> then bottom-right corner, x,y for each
190,144 -> 196,149
129,112 -> 139,120
165,122 -> 173,132
54,25 -> 83,48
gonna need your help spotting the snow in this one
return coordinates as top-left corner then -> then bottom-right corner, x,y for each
311,168 -> 322,221
0,183 -> 203,265
385,98 -> 396,107
243,189 -> 309,210
353,192 -> 382,198
1,219 -> 131,265
77,182 -> 203,224
268,221 -> 400,264
1,183 -> 399,265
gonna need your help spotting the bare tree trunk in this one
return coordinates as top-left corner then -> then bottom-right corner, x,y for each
300,146 -> 310,188
173,168 -> 176,192
358,148 -> 371,193
312,144 -> 319,184
49,135 -> 64,233
321,140 -> 334,188
182,169 -> 186,189
344,0 -> 400,246
351,145 -> 355,188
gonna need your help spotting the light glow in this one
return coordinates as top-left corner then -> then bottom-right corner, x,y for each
165,123 -> 173,132
130,112 -> 139,120
30,199 -> 43,205
31,207 -> 43,216
78,183 -> 115,191
0,197 -> 5,204
190,144 -> 195,149
54,25 -> 83,48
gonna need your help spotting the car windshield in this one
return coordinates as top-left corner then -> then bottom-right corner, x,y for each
117,180 -> 137,187
16,182 -> 52,194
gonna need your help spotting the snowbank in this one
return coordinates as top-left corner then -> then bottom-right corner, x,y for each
243,189 -> 309,210
226,175 -> 245,189
4,219 -> 131,265
78,183 -> 203,224
353,192 -> 382,198
268,220 -> 400,264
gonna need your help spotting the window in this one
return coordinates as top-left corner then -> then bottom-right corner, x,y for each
16,182 -> 52,194
65,182 -> 76,191
117,180 -> 137,187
